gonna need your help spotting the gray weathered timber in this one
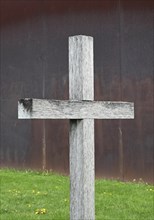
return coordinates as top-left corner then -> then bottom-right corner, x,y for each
69,119 -> 94,220
18,99 -> 134,119
69,36 -> 94,100
69,35 -> 95,220
18,35 -> 135,220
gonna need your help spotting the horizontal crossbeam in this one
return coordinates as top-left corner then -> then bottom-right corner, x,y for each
18,98 -> 134,119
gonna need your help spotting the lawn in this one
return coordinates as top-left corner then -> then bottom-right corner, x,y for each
0,169 -> 153,220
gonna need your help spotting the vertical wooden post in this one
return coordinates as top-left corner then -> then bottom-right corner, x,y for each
69,35 -> 95,220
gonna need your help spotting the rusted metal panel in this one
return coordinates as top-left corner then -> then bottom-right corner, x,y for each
0,0 -> 153,183
120,0 -> 154,183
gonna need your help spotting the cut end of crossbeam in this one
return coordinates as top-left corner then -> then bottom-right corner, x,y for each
18,99 -> 32,119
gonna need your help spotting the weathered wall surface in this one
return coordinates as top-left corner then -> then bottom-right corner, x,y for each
0,0 -> 153,183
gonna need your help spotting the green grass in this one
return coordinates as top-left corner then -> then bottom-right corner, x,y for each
0,169 -> 153,220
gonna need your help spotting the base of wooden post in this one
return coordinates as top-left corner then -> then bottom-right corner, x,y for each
70,119 -> 95,220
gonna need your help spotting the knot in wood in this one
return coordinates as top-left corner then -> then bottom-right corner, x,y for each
19,99 -> 32,112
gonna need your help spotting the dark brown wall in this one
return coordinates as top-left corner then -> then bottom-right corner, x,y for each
0,0 -> 153,183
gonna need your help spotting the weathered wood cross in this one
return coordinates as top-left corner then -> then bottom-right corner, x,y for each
18,35 -> 134,220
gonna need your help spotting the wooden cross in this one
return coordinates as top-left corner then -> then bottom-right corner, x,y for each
18,35 -> 134,220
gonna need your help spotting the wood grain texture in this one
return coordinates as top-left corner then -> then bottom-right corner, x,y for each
69,35 -> 95,220
69,119 -> 94,220
18,99 -> 134,119
69,35 -> 94,100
